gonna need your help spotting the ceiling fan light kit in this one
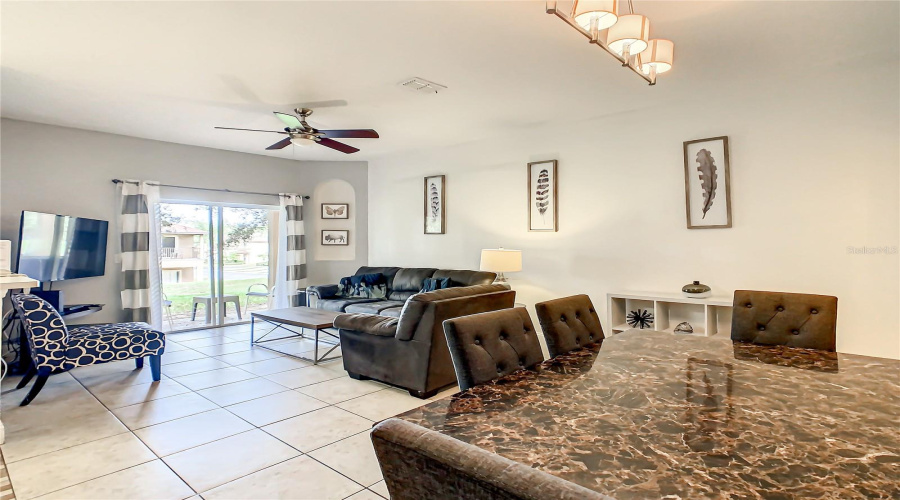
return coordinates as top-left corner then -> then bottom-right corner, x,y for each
548,0 -> 674,85
215,106 -> 379,154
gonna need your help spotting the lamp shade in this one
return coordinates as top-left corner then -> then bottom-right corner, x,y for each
606,14 -> 650,56
640,39 -> 674,74
479,248 -> 522,273
572,0 -> 619,31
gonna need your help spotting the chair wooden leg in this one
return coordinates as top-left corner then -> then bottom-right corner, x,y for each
20,373 -> 50,406
135,357 -> 144,369
16,363 -> 37,390
149,354 -> 162,381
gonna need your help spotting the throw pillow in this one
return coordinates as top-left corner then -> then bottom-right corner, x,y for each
420,277 -> 452,293
339,273 -> 387,299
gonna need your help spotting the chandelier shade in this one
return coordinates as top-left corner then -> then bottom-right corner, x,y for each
640,39 -> 674,74
572,0 -> 620,31
607,14 -> 650,56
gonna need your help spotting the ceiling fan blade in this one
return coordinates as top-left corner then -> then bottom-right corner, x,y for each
292,99 -> 348,109
215,127 -> 288,134
319,129 -> 379,139
317,138 -> 360,154
265,137 -> 293,150
274,112 -> 304,130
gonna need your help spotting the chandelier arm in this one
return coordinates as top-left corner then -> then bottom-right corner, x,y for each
545,1 -> 655,85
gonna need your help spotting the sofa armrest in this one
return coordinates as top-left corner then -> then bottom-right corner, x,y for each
334,313 -> 399,338
307,284 -> 340,300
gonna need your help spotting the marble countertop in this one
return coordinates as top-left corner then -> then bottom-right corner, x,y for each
397,329 -> 900,498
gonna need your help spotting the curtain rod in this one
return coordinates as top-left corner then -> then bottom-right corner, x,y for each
111,179 -> 310,199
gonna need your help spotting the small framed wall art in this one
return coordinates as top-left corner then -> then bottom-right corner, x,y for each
321,230 -> 349,246
321,203 -> 349,219
528,160 -> 558,232
683,136 -> 732,229
424,174 -> 446,234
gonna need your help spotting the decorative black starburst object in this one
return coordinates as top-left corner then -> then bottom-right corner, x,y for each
626,309 -> 654,329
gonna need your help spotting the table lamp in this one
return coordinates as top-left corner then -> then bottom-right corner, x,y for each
480,248 -> 522,285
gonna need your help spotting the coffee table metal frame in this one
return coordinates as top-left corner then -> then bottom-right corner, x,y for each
250,310 -> 340,365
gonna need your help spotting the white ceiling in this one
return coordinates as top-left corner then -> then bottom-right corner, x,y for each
2,1 -> 897,161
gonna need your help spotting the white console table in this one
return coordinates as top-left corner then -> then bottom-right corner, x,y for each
607,291 -> 734,337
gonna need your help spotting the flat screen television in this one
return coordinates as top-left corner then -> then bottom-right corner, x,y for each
16,211 -> 109,282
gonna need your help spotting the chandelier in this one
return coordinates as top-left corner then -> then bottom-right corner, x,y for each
546,0 -> 674,85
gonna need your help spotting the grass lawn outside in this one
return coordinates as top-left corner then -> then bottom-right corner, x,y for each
164,277 -> 268,315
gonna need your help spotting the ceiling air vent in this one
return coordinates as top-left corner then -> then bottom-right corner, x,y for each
399,77 -> 447,94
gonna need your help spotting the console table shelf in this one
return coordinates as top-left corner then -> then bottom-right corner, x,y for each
607,292 -> 734,337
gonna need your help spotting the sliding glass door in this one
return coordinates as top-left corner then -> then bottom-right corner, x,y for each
159,201 -> 276,332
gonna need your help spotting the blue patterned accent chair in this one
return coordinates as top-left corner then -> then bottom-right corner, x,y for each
10,294 -> 165,406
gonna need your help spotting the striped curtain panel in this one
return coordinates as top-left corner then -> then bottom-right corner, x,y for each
274,194 -> 308,308
117,180 -> 163,328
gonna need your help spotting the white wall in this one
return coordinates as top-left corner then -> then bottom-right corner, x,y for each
368,56 -> 900,359
1,119 -> 368,324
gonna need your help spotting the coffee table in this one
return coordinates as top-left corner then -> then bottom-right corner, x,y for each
250,307 -> 341,365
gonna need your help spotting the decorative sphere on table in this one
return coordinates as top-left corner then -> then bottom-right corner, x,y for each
682,280 -> 711,298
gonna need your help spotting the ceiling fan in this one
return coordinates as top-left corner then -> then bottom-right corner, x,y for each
215,108 -> 378,154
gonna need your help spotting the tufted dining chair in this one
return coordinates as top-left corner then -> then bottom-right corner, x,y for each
11,294 -> 165,406
442,307 -> 544,391
534,294 -> 604,358
731,290 -> 838,351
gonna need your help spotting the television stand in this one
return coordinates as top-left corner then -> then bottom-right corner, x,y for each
62,304 -> 104,319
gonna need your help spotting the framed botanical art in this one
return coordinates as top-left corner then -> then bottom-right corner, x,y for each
321,203 -> 349,219
321,229 -> 349,246
424,174 -> 445,234
683,136 -> 732,229
528,160 -> 558,232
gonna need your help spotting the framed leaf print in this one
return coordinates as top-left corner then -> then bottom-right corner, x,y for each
424,175 -> 445,234
684,136 -> 732,229
528,160 -> 558,232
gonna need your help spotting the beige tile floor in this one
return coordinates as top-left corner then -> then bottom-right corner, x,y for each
0,323 -> 457,499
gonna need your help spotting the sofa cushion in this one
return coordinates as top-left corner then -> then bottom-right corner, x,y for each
317,297 -> 381,312
387,268 -> 438,300
395,284 -> 512,341
344,300 -> 407,316
334,313 -> 399,338
380,306 -> 404,318
432,270 -> 496,287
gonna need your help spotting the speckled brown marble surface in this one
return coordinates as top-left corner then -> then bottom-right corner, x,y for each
397,329 -> 900,499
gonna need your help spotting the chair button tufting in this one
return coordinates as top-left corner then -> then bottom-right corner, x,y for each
758,325 -> 766,331
792,329 -> 800,335
497,367 -> 503,374
474,339 -> 481,345
589,308 -> 595,313
560,315 -> 566,322
575,312 -> 581,318
776,306 -> 785,312
589,335 -> 594,341
811,309 -> 818,314
746,303 -> 753,308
